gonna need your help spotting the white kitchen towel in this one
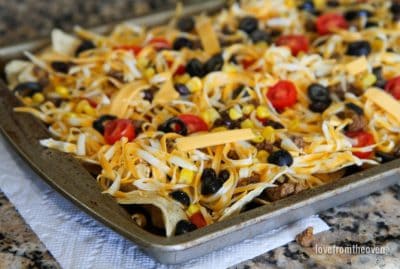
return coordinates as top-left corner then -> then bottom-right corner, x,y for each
0,136 -> 329,269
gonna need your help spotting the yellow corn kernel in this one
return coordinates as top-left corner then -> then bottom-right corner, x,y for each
222,64 -> 238,73
179,168 -> 194,184
372,39 -> 384,52
144,68 -> 155,79
212,127 -> 227,132
55,86 -> 69,98
285,0 -> 295,8
186,77 -> 202,93
187,204 -> 200,216
256,150 -> 269,162
290,119 -> 300,131
262,126 -> 275,142
256,105 -> 270,119
83,103 -> 96,116
137,57 -> 149,69
241,119 -> 254,129
202,108 -> 220,125
229,107 -> 243,120
242,104 -> 255,115
175,73 -> 190,84
361,73 -> 377,89
252,134 -> 265,143
313,0 -> 325,9
32,93 -> 45,104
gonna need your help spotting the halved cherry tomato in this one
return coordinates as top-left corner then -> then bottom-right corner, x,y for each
113,45 -> 142,55
385,75 -> 400,100
167,61 -> 186,75
189,211 -> 207,228
316,13 -> 348,35
177,114 -> 208,134
148,37 -> 171,50
275,35 -> 309,56
267,80 -> 298,112
104,119 -> 136,144
85,98 -> 98,108
346,131 -> 375,159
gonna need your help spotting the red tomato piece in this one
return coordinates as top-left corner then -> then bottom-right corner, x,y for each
275,35 -> 309,56
189,212 -> 207,228
104,119 -> 136,145
346,131 -> 375,159
316,13 -> 348,35
113,45 -> 142,55
267,80 -> 298,112
385,75 -> 400,100
167,61 -> 186,75
148,37 -> 171,50
85,98 -> 98,108
178,114 -> 209,134
241,58 -> 256,69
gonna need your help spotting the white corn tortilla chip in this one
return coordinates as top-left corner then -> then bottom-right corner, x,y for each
51,29 -> 80,56
117,190 -> 187,237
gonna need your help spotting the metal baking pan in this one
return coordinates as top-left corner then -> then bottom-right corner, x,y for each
0,1 -> 399,264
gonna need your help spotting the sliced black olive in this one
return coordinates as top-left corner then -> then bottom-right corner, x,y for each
376,151 -> 397,163
250,30 -> 271,44
264,120 -> 285,129
365,21 -> 379,28
75,40 -> 96,56
177,17 -> 195,32
173,37 -> 194,50
13,82 -> 43,97
232,85 -> 249,99
346,41 -> 371,56
186,58 -> 205,77
307,83 -> 331,102
92,114 -> 117,134
169,190 -> 190,207
201,168 -> 223,195
204,54 -> 224,74
218,169 -> 230,182
372,66 -> 387,88
391,3 -> 400,19
238,16 -> 259,34
51,61 -> 72,74
158,117 -> 188,135
174,83 -> 191,96
345,102 -> 364,115
344,10 -> 372,21
326,0 -> 339,7
309,101 -> 331,113
175,220 -> 197,235
298,1 -> 314,13
268,150 -> 293,167
142,87 -> 158,102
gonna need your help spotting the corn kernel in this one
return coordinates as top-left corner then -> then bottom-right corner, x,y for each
256,105 -> 270,119
186,77 -> 202,93
256,150 -> 269,162
285,0 -> 295,8
137,57 -> 149,69
202,108 -> 220,125
313,0 -> 325,9
83,103 -> 96,116
252,134 -> 265,143
372,39 -> 384,51
262,126 -> 275,142
32,93 -> 45,104
222,64 -> 238,73
361,73 -> 377,89
179,168 -> 194,184
55,86 -> 69,98
175,74 -> 190,84
187,204 -> 200,216
229,107 -> 243,120
144,68 -> 155,79
241,119 -> 254,129
242,104 -> 255,115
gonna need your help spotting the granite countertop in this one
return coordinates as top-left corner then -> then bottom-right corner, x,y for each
0,0 -> 400,268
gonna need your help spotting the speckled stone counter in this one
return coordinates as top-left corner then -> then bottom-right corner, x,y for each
1,1 -> 400,268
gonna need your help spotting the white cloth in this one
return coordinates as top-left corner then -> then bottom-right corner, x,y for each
0,136 -> 329,269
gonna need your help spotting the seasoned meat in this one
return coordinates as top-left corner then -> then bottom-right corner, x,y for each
296,227 -> 314,247
237,173 -> 261,187
227,150 -> 240,160
290,135 -> 305,149
347,113 -> 367,132
255,140 -> 274,153
263,182 -> 307,201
